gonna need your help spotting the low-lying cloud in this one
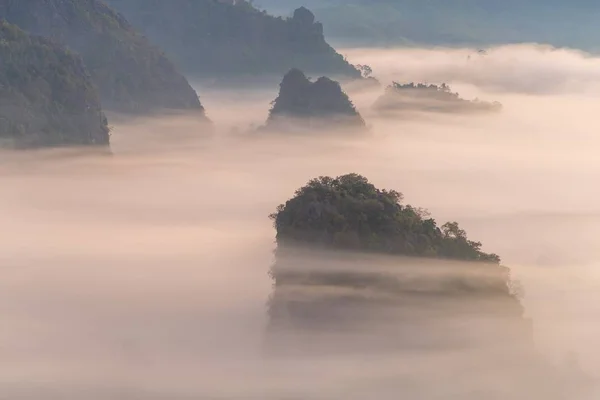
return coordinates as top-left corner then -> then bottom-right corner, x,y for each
2,46 -> 600,398
343,44 -> 600,95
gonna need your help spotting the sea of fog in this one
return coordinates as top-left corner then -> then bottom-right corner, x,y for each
2,45 -> 600,399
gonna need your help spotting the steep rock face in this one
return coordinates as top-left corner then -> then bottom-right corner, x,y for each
0,21 -> 109,148
265,69 -> 365,132
0,0 -> 206,115
373,82 -> 502,115
103,0 -> 361,81
264,173 -> 578,398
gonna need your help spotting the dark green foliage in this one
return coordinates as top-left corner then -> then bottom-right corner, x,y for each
0,0 -> 205,114
373,82 -> 502,115
270,173 -> 500,262
103,0 -> 361,80
0,20 -> 109,148
265,69 -> 365,131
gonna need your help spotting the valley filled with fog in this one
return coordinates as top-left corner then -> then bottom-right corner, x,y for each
2,45 -> 600,399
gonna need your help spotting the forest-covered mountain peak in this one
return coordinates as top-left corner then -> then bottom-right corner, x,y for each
271,173 -> 501,263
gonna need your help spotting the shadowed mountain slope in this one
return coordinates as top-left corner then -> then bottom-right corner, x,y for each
264,69 -> 365,132
0,0 -> 206,115
104,0 -> 361,82
0,21 -> 109,148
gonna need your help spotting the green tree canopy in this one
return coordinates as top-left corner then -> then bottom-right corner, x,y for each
271,173 -> 500,263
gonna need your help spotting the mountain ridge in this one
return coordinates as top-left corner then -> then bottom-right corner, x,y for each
104,0 -> 361,81
256,0 -> 600,51
0,0 -> 207,115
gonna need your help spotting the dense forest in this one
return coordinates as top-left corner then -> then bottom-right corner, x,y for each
373,82 -> 502,115
257,0 -> 600,51
103,0 -> 361,81
270,173 -> 501,261
0,0 -> 206,114
264,69 -> 365,132
0,21 -> 109,148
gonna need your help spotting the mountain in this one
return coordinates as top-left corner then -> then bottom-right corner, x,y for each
265,173 -> 579,398
256,0 -> 600,51
103,0 -> 361,81
373,82 -> 502,115
264,69 -> 365,132
270,173 -> 503,261
0,0 -> 206,115
0,21 -> 109,149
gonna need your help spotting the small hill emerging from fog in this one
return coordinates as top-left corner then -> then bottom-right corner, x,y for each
264,174 -> 585,398
103,0 -> 361,82
267,174 -> 527,351
0,0 -> 205,115
264,69 -> 366,132
0,21 -> 109,148
373,82 -> 502,115
265,174 -> 588,398
270,173 -> 501,261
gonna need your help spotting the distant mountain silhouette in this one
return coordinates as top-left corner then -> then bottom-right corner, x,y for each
373,82 -> 502,115
257,0 -> 600,51
0,0 -> 206,115
103,0 -> 361,82
264,69 -> 365,132
0,21 -> 109,149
